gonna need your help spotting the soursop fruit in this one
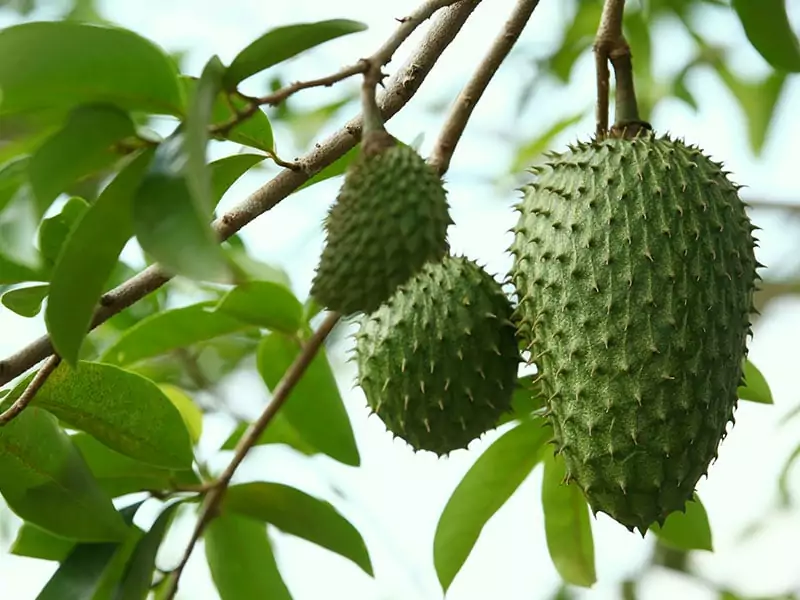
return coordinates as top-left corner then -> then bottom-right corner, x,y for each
310,130 -> 452,316
355,255 -> 520,455
509,131 -> 759,532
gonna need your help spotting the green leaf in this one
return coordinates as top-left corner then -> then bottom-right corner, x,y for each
3,361 -> 194,469
38,196 -> 89,270
158,384 -> 204,445
713,64 -> 787,155
434,419 -> 551,592
210,153 -> 266,207
72,433 -> 199,498
297,146 -> 359,192
132,132 -> 231,283
100,302 -> 249,366
778,441 -> 800,506
0,21 -> 183,117
0,401 -> 129,541
541,451 -> 596,588
223,482 -> 372,575
28,105 -> 134,211
651,495 -> 713,551
732,0 -> 800,72
10,522 -> 76,561
215,280 -> 303,334
0,155 -> 30,214
36,504 -> 145,600
226,247 -> 292,287
0,251 -> 42,284
220,415 -> 318,457
113,502 -> 182,600
180,76 -> 275,152
46,148 -> 154,365
256,332 -> 359,466
510,111 -> 586,173
497,374 -> 545,426
224,19 -> 367,87
738,360 -> 773,404
186,56 -> 225,215
205,513 -> 292,600
1,283 -> 48,317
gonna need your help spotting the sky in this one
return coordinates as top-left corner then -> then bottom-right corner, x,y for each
1,1 -> 800,599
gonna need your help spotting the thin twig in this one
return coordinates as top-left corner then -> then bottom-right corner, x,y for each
0,0 -> 482,388
162,312 -> 341,599
593,0 -> 626,138
429,0 -> 541,175
210,0 -> 465,139
0,355 -> 60,426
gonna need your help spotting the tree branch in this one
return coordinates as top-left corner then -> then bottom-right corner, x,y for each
162,312 -> 341,600
0,355 -> 60,426
429,0 -> 540,175
0,0 -> 482,388
210,0 -> 464,138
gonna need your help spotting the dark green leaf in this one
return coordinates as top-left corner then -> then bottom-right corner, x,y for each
0,21 -> 183,117
732,0 -> 800,72
113,502 -> 182,600
38,196 -> 89,269
205,514 -> 292,600
434,419 -> 551,592
100,302 -> 249,366
1,283 -> 48,317
36,506 -> 144,600
9,361 -> 195,469
542,451 -> 596,587
738,359 -> 773,404
224,19 -> 367,87
256,333 -> 359,466
132,133 -> 231,283
0,251 -> 42,284
72,433 -> 199,498
0,155 -> 29,214
10,522 -> 76,561
28,105 -> 134,211
210,153 -> 266,207
671,65 -> 699,111
215,280 -> 303,333
651,495 -> 713,551
220,414 -> 318,456
181,76 -> 274,152
0,400 -> 129,541
226,247 -> 292,287
223,482 -> 372,575
46,149 -> 154,365
543,1 -> 601,82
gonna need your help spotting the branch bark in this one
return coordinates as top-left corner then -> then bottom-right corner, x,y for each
0,355 -> 60,426
429,0 -> 540,175
0,0 -> 482,388
162,312 -> 341,599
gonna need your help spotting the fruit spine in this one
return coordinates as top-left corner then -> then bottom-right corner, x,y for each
509,131 -> 759,532
355,255 -> 520,456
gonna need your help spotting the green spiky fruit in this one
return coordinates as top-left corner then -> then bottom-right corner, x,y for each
355,255 -> 520,455
310,130 -> 452,316
509,131 -> 759,533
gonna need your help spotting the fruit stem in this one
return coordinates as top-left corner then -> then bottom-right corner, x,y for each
593,0 -> 651,139
361,59 -> 387,136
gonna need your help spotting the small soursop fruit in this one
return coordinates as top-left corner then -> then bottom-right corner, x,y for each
310,130 -> 453,316
509,131 -> 759,533
355,255 -> 520,455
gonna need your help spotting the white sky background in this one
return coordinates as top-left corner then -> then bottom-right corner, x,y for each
1,0 -> 800,599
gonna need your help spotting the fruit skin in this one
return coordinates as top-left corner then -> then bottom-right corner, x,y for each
355,255 -> 520,456
509,132 -> 759,533
310,130 -> 452,316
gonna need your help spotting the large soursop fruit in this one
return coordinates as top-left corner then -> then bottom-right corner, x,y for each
509,131 -> 759,532
355,255 -> 520,455
310,130 -> 452,316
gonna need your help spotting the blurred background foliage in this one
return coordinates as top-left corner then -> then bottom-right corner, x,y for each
1,0 -> 799,598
